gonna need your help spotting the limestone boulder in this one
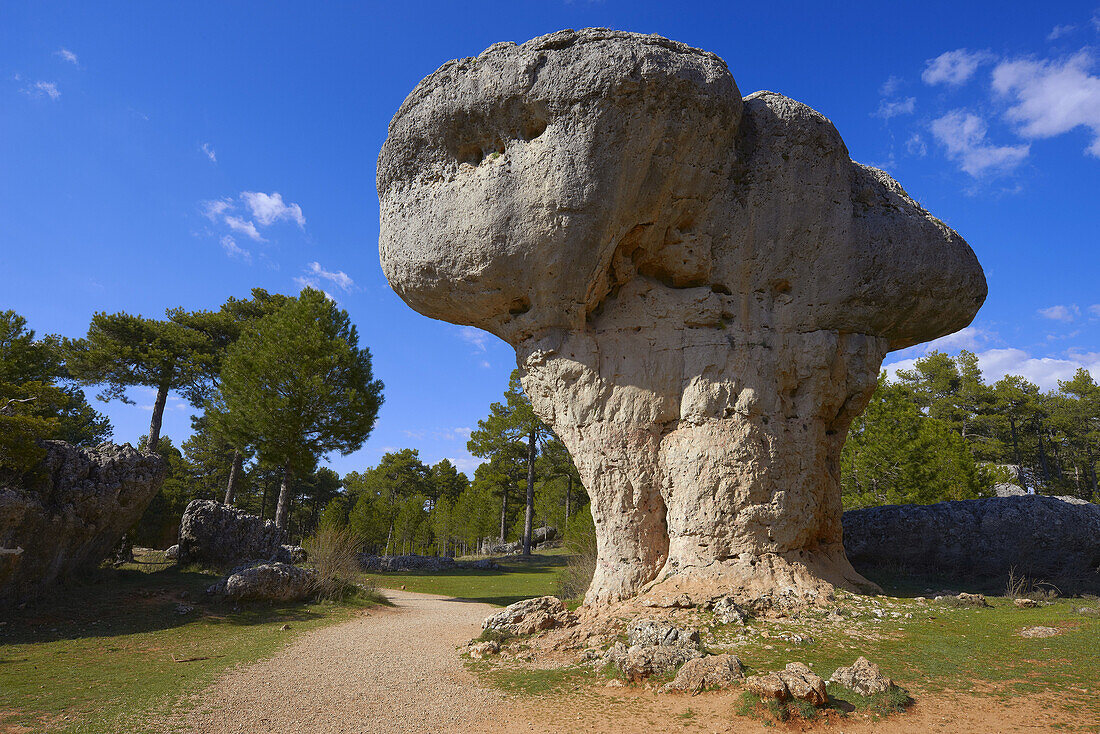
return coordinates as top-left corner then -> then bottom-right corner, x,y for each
0,441 -> 166,603
483,595 -> 575,636
660,653 -> 744,693
829,656 -> 895,697
379,28 -> 986,606
208,562 -> 317,603
178,500 -> 302,569
843,496 -> 1100,593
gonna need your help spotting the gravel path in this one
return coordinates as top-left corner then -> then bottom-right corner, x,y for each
161,590 -> 503,734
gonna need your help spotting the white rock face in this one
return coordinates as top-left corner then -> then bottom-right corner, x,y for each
378,29 -> 986,606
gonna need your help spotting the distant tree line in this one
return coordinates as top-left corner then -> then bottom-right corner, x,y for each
0,288 -> 383,543
842,350 -> 1100,508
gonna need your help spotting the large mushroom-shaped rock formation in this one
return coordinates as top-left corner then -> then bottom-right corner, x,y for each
378,29 -> 986,606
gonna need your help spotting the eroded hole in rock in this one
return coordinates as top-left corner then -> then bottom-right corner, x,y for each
772,279 -> 792,294
508,297 -> 531,316
711,283 -> 732,295
522,117 -> 548,140
457,144 -> 485,166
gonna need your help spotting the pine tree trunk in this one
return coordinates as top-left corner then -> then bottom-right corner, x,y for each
385,523 -> 393,557
1009,416 -> 1027,490
260,476 -> 270,519
274,462 -> 293,530
565,474 -> 572,531
499,487 -> 507,543
523,428 -> 536,555
223,450 -> 243,505
145,381 -> 170,451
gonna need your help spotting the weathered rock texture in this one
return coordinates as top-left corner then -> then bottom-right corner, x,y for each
829,656 -> 895,697
483,595 -> 576,636
178,499 -> 302,569
0,441 -> 166,603
207,562 -> 317,603
843,495 -> 1100,593
378,29 -> 986,606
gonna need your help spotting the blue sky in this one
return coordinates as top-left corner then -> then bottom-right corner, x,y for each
2,1 -> 1098,477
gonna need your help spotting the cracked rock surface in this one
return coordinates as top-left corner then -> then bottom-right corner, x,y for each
378,28 -> 986,606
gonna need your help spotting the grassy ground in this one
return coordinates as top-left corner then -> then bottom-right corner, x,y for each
0,549 -> 379,734
364,549 -> 568,607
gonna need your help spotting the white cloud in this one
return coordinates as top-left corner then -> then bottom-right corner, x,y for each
906,132 -> 928,156
885,348 -> 1100,391
201,143 -> 216,163
880,75 -> 903,96
23,81 -> 60,100
220,235 -> 251,262
1048,24 -> 1076,41
201,198 -> 233,221
922,49 -> 991,86
295,262 -> 353,292
1089,304 -> 1100,318
56,48 -> 78,65
224,215 -> 264,242
241,191 -> 305,228
930,110 -> 1030,176
874,97 -> 916,120
479,360 -> 491,369
458,326 -> 488,352
448,452 -> 481,474
992,50 -> 1100,157
1038,304 -> 1080,322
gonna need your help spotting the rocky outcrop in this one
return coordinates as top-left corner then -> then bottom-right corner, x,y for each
483,596 -> 576,636
829,657 -> 895,697
604,620 -> 704,681
843,495 -> 1100,592
207,562 -> 317,603
660,653 -> 744,693
0,441 -> 166,603
746,663 -> 827,706
378,28 -> 986,606
177,500 -> 302,569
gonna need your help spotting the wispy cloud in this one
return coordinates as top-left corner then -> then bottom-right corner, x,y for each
885,347 -> 1099,391
458,326 -> 489,352
930,110 -> 1029,176
1038,304 -> 1081,322
992,50 -> 1100,157
241,191 -> 305,228
906,133 -> 928,156
201,198 -> 233,221
23,81 -> 60,100
55,48 -> 78,65
1048,24 -> 1077,41
294,261 -> 354,293
1089,304 -> 1100,318
874,96 -> 916,120
879,75 -> 904,96
201,143 -> 216,163
225,215 -> 264,242
922,49 -> 991,86
220,235 -> 251,263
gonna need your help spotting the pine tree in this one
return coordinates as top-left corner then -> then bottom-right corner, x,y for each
215,289 -> 383,529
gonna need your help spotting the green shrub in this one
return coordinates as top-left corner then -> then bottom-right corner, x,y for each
304,525 -> 364,601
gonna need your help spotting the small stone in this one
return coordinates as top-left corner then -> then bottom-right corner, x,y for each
468,640 -> 501,659
1019,626 -> 1060,638
956,593 -> 990,607
279,624 -> 291,631
1014,598 -> 1039,609
711,596 -> 750,625
173,603 -> 194,616
627,620 -> 700,649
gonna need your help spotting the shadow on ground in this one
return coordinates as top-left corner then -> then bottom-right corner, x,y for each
1,565 -> 332,645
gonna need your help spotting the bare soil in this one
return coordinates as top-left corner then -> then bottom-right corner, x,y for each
157,590 -> 1097,734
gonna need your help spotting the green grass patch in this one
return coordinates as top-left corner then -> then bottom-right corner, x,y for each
466,658 -> 589,696
365,549 -> 569,606
0,550 -> 379,734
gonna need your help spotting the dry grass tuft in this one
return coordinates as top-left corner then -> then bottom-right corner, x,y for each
304,526 -> 364,601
